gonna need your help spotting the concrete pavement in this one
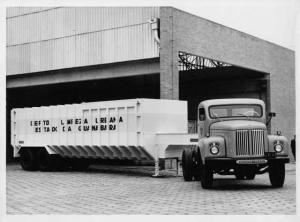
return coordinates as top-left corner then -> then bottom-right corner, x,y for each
6,162 -> 296,214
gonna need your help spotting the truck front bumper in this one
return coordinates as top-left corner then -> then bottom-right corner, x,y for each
205,157 -> 290,168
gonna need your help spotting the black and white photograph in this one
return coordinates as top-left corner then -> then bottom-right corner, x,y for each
1,0 -> 299,219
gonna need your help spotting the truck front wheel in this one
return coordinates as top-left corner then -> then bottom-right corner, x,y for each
20,148 -> 38,171
269,162 -> 285,188
200,165 -> 213,189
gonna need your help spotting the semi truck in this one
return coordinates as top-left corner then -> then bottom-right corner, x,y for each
11,98 -> 290,188
181,98 -> 289,188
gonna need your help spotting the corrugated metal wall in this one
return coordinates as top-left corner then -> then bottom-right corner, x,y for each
6,7 -> 59,18
6,7 -> 160,75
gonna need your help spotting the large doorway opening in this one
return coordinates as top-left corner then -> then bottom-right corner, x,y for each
178,52 -> 270,132
6,73 -> 160,161
7,73 -> 160,108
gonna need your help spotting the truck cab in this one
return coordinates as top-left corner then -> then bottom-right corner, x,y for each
182,98 -> 289,189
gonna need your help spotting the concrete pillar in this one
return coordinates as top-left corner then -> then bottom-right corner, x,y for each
159,7 -> 179,100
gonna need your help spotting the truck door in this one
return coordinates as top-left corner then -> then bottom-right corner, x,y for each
198,107 -> 206,138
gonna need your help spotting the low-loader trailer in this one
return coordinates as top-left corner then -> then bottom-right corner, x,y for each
11,98 -> 289,188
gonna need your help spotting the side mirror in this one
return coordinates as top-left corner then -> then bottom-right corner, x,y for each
199,115 -> 205,121
267,112 -> 276,126
268,112 -> 276,117
198,108 -> 206,121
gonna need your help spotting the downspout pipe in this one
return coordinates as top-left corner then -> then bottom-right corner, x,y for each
149,18 -> 160,46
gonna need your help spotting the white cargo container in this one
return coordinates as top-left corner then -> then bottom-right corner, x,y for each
11,98 -> 197,174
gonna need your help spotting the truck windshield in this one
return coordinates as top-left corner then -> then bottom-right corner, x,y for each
209,104 -> 263,119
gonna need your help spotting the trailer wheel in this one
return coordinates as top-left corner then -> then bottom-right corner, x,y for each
182,148 -> 193,181
20,148 -> 38,171
37,148 -> 57,171
269,162 -> 285,188
200,164 -> 213,189
71,159 -> 90,171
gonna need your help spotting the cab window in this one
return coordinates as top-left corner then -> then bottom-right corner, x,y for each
209,104 -> 262,119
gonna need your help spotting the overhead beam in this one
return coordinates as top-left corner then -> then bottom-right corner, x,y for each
7,58 -> 159,88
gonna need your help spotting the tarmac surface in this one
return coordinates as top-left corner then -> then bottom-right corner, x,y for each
6,162 -> 296,215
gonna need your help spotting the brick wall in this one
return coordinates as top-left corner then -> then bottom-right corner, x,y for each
159,7 -> 295,141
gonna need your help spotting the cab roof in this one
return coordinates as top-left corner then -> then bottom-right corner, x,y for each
199,98 -> 265,108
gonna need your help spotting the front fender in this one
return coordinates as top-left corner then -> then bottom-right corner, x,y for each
268,135 -> 289,157
199,136 -> 226,164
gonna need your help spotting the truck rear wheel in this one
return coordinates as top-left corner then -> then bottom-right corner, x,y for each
192,150 -> 201,181
200,165 -> 213,189
182,148 -> 193,181
269,162 -> 285,187
20,148 -> 38,171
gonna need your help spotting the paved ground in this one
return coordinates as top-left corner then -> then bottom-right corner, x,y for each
6,162 -> 296,215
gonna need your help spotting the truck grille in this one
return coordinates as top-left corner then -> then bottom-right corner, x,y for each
236,129 -> 265,156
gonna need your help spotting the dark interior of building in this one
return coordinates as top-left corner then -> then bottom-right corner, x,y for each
179,66 -> 269,121
177,52 -> 269,123
7,73 -> 160,108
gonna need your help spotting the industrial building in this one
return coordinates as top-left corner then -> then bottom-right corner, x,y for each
6,7 -> 295,161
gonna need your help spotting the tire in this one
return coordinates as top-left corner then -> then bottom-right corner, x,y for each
37,148 -> 57,171
52,155 -> 66,171
20,148 -> 38,171
70,159 -> 90,171
269,162 -> 285,188
182,148 -> 193,181
200,164 -> 213,189
192,150 -> 201,181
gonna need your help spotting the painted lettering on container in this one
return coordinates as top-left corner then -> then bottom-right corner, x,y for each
30,116 -> 124,133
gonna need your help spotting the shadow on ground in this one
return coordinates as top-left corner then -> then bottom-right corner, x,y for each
209,178 -> 275,190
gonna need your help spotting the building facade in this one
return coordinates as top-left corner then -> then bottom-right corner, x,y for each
6,7 -> 295,160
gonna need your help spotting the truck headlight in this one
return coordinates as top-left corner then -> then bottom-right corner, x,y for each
274,141 -> 283,153
209,142 -> 219,155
